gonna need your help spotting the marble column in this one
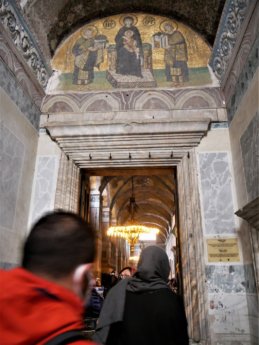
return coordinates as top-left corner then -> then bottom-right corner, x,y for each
89,177 -> 102,276
54,151 -> 80,212
101,206 -> 110,272
177,151 -> 205,342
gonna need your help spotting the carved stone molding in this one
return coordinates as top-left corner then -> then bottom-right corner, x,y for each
41,87 -> 226,169
0,54 -> 41,129
42,87 -> 225,113
226,35 -> 259,122
0,0 -> 51,89
236,197 -> 259,231
210,0 -> 255,83
223,3 -> 259,105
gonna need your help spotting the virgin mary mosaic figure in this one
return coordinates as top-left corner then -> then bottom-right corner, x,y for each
115,16 -> 143,78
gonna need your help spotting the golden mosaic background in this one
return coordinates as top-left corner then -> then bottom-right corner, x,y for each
52,13 -> 211,73
50,13 -> 212,92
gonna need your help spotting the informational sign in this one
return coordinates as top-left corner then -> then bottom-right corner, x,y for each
207,238 -> 240,262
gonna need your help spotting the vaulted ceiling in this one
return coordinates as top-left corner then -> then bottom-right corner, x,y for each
96,168 -> 176,245
20,0 -> 226,62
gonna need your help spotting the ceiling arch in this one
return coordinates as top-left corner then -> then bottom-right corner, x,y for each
110,184 -> 174,216
117,201 -> 172,225
103,174 -> 176,244
20,0 -> 226,60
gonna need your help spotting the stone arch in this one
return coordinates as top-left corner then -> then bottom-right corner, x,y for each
175,89 -> 217,108
41,95 -> 79,113
81,93 -> 120,112
134,91 -> 173,110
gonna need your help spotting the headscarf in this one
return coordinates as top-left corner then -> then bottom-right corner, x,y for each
127,245 -> 170,292
93,246 -> 170,344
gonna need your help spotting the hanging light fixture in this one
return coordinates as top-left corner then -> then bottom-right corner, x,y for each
107,177 -> 159,249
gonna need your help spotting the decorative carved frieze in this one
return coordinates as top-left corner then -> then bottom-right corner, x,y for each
223,3 -> 259,105
40,87 -> 226,169
0,57 -> 41,129
226,35 -> 259,122
0,0 -> 51,89
210,0 -> 253,83
42,88 -> 225,113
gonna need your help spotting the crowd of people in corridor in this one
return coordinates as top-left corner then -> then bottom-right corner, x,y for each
0,211 -> 189,344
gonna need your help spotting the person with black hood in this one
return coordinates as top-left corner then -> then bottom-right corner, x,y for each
93,245 -> 189,345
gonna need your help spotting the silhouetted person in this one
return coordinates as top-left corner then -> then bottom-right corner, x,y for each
94,245 -> 189,345
0,211 -> 98,344
85,278 -> 104,320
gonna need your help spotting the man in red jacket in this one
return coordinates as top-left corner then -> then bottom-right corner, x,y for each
0,211 -> 98,345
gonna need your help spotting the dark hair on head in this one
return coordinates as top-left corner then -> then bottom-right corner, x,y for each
22,211 -> 96,278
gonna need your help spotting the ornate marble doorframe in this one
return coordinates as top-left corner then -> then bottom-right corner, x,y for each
177,152 -> 207,343
41,86 -> 226,343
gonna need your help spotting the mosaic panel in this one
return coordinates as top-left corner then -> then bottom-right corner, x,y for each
50,13 -> 212,92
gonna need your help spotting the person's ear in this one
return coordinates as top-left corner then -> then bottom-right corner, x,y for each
72,263 -> 93,300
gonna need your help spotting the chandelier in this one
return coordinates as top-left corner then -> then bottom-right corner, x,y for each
107,225 -> 159,246
107,177 -> 159,247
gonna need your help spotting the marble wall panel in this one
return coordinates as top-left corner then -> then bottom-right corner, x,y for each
205,264 -> 256,294
244,263 -> 258,295
228,68 -> 258,210
0,223 -> 25,265
240,111 -> 259,202
208,293 -> 250,335
0,125 -> 24,229
198,152 -> 236,235
0,60 -> 41,130
29,156 -> 59,225
0,262 -> 17,269
0,87 -> 38,265
246,293 -> 259,345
